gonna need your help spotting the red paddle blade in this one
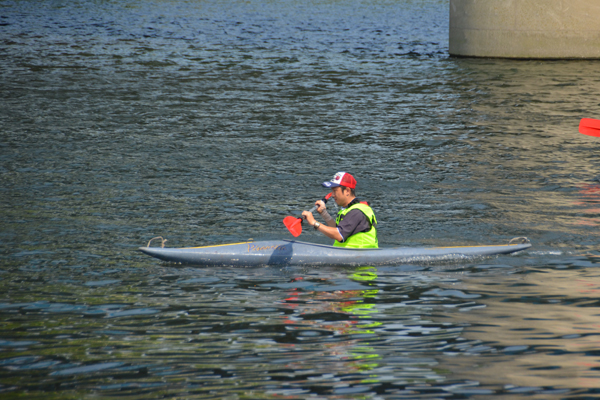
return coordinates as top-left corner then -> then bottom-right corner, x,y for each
283,216 -> 302,237
580,118 -> 600,137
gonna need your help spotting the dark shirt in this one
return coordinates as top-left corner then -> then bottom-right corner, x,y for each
337,208 -> 372,242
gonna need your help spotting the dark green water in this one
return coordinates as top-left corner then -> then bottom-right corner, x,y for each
1,0 -> 600,398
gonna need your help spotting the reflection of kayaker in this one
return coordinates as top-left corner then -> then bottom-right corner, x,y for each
281,267 -> 381,337
302,172 -> 378,249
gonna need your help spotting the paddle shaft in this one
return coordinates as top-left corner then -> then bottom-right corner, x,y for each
294,193 -> 332,225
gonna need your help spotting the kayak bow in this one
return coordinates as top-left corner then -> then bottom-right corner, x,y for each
139,239 -> 531,267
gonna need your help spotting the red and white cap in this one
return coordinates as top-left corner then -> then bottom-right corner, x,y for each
321,172 -> 357,189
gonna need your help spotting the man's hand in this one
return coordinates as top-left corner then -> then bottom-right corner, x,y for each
315,200 -> 326,213
301,210 -> 316,226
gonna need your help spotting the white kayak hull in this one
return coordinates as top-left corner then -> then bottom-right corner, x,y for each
139,239 -> 531,267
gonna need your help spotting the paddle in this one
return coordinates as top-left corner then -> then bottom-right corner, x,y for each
579,118 -> 600,137
283,193 -> 333,237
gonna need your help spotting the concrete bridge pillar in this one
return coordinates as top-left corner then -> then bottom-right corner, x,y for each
449,0 -> 600,59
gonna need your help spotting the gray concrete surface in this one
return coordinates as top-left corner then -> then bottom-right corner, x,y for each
449,0 -> 600,58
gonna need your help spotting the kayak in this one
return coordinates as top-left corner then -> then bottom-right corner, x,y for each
139,239 -> 531,267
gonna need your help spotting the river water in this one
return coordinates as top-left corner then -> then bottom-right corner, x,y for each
1,0 -> 600,398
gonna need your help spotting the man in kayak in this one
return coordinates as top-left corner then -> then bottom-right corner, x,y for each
302,172 -> 378,248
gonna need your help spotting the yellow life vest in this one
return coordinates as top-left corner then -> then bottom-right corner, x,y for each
333,202 -> 378,249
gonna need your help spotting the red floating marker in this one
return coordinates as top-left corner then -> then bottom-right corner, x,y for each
579,118 -> 600,137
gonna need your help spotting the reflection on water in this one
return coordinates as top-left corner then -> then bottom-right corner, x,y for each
1,262 -> 508,397
444,261 -> 600,391
574,182 -> 600,227
1,0 -> 600,398
2,255 -> 600,397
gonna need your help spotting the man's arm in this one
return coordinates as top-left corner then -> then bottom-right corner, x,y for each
302,210 -> 343,241
315,224 -> 343,242
315,200 -> 336,227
